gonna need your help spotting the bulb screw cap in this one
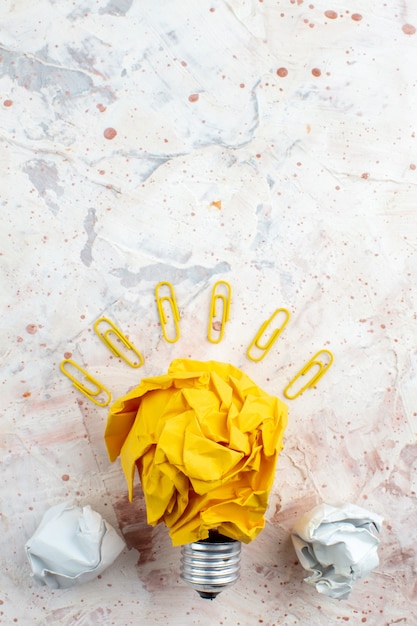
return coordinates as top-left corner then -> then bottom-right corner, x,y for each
180,530 -> 241,599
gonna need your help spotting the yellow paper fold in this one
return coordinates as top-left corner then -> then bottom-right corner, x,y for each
105,359 -> 287,545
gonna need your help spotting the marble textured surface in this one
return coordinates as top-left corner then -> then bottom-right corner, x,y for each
1,0 -> 417,624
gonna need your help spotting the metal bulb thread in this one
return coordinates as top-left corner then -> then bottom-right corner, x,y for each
180,531 -> 241,599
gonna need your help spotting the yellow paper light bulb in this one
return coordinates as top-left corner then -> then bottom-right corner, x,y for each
105,359 -> 288,596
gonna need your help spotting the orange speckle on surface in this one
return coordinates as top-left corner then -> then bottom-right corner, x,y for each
97,103 -> 106,112
104,127 -> 117,140
4,99 -> 13,107
22,392 -> 31,398
277,67 -> 288,77
361,172 -> 369,179
211,200 -> 222,209
188,93 -> 199,102
311,68 -> 321,77
26,324 -> 37,334
410,163 -> 416,170
306,124 -> 311,133
324,10 -> 338,19
64,351 -> 72,359
351,13 -> 362,21
61,474 -> 70,482
402,23 -> 416,35
240,83 -> 245,88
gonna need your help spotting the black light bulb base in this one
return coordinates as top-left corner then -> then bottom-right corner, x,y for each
180,530 -> 241,599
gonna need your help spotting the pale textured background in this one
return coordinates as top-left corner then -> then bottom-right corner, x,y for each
1,1 -> 417,624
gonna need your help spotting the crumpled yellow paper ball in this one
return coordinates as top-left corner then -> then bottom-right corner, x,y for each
105,359 -> 288,546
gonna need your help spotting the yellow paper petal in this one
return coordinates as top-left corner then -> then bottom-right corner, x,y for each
142,466 -> 176,525
209,370 -> 234,409
228,424 -> 250,455
185,432 -> 243,482
104,409 -> 138,462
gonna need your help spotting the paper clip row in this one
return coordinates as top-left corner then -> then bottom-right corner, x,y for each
61,284 -> 333,405
283,349 -> 334,399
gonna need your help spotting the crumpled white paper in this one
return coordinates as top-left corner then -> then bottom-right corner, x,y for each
291,502 -> 383,600
25,502 -> 125,588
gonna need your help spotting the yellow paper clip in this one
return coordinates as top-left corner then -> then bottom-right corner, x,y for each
247,308 -> 290,362
155,281 -> 181,343
283,349 -> 334,400
207,280 -> 232,344
60,359 -> 112,407
93,317 -> 144,368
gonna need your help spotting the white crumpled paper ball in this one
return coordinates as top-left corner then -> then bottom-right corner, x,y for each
291,502 -> 383,599
25,502 -> 125,588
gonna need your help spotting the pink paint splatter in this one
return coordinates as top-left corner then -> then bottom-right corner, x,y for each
311,68 -> 321,77
351,13 -> 362,21
26,324 -> 37,334
64,351 -> 72,359
188,93 -> 199,102
402,24 -> 416,35
103,127 -> 117,140
410,164 -> 416,170
324,10 -> 338,19
97,103 -> 106,112
3,99 -> 13,107
61,474 -> 70,481
277,67 -> 288,77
